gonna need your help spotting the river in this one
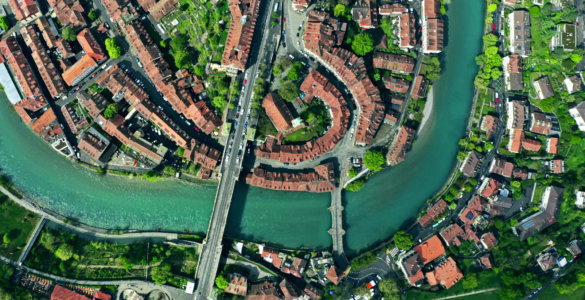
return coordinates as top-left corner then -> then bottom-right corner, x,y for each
0,0 -> 483,254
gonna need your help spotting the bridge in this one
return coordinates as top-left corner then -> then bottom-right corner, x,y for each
329,187 -> 349,268
192,0 -> 275,297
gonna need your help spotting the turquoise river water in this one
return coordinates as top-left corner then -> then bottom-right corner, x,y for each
0,0 -> 483,255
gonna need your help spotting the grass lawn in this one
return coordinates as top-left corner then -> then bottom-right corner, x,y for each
537,284 -> 585,300
255,109 -> 278,140
0,194 -> 40,260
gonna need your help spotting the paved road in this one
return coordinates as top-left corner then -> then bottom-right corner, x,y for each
435,287 -> 500,300
192,0 -> 276,298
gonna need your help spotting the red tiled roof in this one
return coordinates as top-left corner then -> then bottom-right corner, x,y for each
547,137 -> 559,154
428,257 -> 463,289
62,54 -> 98,86
221,0 -> 261,71
225,273 -> 247,296
411,75 -> 427,99
8,0 -> 38,20
51,285 -> 91,300
382,76 -> 410,93
508,129 -> 524,153
530,112 -> 553,135
263,93 -> 294,132
373,52 -> 415,73
413,235 -> 445,265
378,3 -> 407,16
387,126 -> 416,165
79,132 -> 107,161
77,28 -> 107,62
325,266 -> 344,285
481,115 -> 498,139
246,163 -> 336,193
138,0 -> 178,20
418,199 -> 448,227
458,195 -> 486,225
480,232 -> 498,250
47,0 -> 86,27
260,247 -> 283,269
490,158 -> 515,178
522,138 -> 542,152
480,178 -> 500,199
479,254 -> 492,269
31,108 -> 57,134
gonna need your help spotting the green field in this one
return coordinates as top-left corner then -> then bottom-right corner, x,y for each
0,194 -> 40,260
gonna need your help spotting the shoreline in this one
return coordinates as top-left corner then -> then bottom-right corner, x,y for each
418,86 -> 435,135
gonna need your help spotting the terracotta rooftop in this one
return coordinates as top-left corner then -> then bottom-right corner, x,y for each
427,257 -> 463,289
138,0 -> 178,20
551,159 -> 564,174
103,114 -> 165,163
373,52 -> 415,73
61,102 -> 89,134
351,0 -> 376,29
77,28 -> 107,62
480,177 -> 500,199
51,285 -> 90,300
508,128 -> 524,153
62,54 -> 98,86
30,108 -> 57,134
411,75 -> 427,99
506,100 -> 526,130
402,252 -> 425,286
503,55 -> 523,91
546,137 -> 559,154
303,283 -> 323,300
221,0 -> 261,71
480,232 -> 498,250
522,138 -> 542,152
262,93 -> 295,132
325,266 -> 345,285
77,92 -> 109,119
46,0 -> 86,27
183,139 -> 221,179
247,281 -> 283,300
418,199 -> 448,227
490,157 -> 515,178
225,273 -> 247,296
460,150 -> 482,178
246,163 -> 336,193
480,115 -> 498,139
398,13 -> 416,49
281,257 -> 307,278
0,36 -> 45,100
292,0 -> 310,11
413,235 -> 445,265
387,126 -> 416,165
458,195 -> 487,226
279,279 -> 301,300
479,254 -> 493,269
35,17 -> 58,49
8,0 -> 39,20
383,76 -> 410,93
78,132 -> 108,161
530,112 -> 554,135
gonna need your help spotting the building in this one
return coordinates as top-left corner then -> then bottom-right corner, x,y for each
550,159 -> 564,174
513,186 -> 564,240
291,0 -> 310,11
421,0 -> 444,53
62,55 -> 98,86
325,266 -> 345,285
439,223 -> 479,247
489,158 -> 515,178
247,281 -> 283,300
46,0 -> 86,27
537,250 -> 558,272
413,235 -> 445,265
480,232 -> 498,250
479,254 -> 493,269
352,0 -> 376,29
530,111 -> 559,136
221,0 -> 261,73
569,101 -> 585,131
78,131 -> 111,162
262,93 -> 296,132
508,128 -> 524,153
547,137 -> 559,154
460,150 -> 482,178
382,76 -> 410,94
506,100 -> 527,131
481,115 -> 498,139
183,139 -> 221,179
533,76 -> 555,100
397,13 -> 416,49
418,199 -> 448,227
386,126 -> 416,166
459,195 -> 487,226
8,0 -> 39,20
425,257 -> 463,289
77,92 -> 109,120
508,10 -> 531,57
399,251 -> 425,286
479,177 -> 501,199
503,55 -> 523,91
372,52 -> 415,73
259,247 -> 283,269
103,115 -> 166,163
77,28 -> 107,62
522,138 -> 541,152
551,23 -> 576,51
34,17 -> 59,49
246,164 -> 336,193
568,240 -> 584,257
411,75 -> 427,99
575,191 -> 585,209
0,35 -> 45,103
378,3 -> 407,16
564,74 -> 582,94
303,283 -> 323,300
279,279 -> 301,300
137,0 -> 178,21
50,285 -> 90,300
61,102 -> 89,134
225,273 -> 247,296
281,257 -> 307,278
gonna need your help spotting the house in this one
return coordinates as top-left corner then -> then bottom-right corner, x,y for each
488,194 -> 514,216
8,0 -> 40,20
372,52 -> 415,73
426,257 -> 463,289
460,150 -> 483,178
564,75 -> 582,94
50,285 -> 90,300
522,138 -> 542,152
508,129 -> 524,153
530,111 -> 559,136
61,102 -> 89,134
503,55 -> 523,91
260,247 -> 284,269
546,137 -> 559,154
221,0 -> 262,73
62,54 -> 98,86
480,115 -> 498,139
551,23 -> 576,51
506,100 -> 527,131
489,157 -> 515,178
479,177 -> 501,199
46,0 -> 86,28
183,139 -> 221,179
439,223 -> 479,247
325,266 -> 345,285
480,232 -> 498,250
411,75 -> 427,99
351,0 -> 376,29
533,76 -> 555,100
247,281 -> 283,300
137,0 -> 178,20
245,164 -> 336,193
291,0 -> 310,11
399,251 -> 425,286
503,0 -> 523,7
537,251 -> 558,272
281,257 -> 307,278
568,240 -> 584,257
418,199 -> 448,227
550,159 -> 564,174
303,283 -> 323,299
513,186 -> 564,240
508,10 -> 531,57
396,13 -> 416,49
225,273 -> 247,296
262,93 -> 296,132
575,191 -> 585,209
384,110 -> 399,125
78,131 -> 110,162
459,195 -> 487,226
279,279 -> 301,300
77,28 -> 107,62
413,235 -> 446,265
422,0 -> 444,53
378,3 -> 408,16
386,126 -> 416,166
569,101 -> 585,131
382,76 -> 410,94
479,254 -> 493,269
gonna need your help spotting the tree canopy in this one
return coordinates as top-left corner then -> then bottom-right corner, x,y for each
423,56 -> 441,81
346,179 -> 365,192
151,263 -> 173,285
278,81 -> 300,102
215,274 -> 229,290
105,38 -> 122,58
378,279 -> 399,298
0,16 -> 10,31
393,230 -> 414,250
55,243 -> 74,261
351,33 -> 374,56
62,27 -> 77,42
103,103 -> 118,119
334,4 -> 347,17
364,150 -> 385,171
88,10 -> 99,21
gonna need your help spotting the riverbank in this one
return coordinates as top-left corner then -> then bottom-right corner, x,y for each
418,86 -> 435,135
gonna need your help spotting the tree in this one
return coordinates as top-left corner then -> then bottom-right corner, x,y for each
103,103 -> 118,119
212,96 -> 228,111
462,273 -> 479,289
278,81 -> 300,102
378,279 -> 399,298
348,168 -> 358,178
215,274 -> 229,290
571,53 -> 583,64
364,150 -> 385,171
163,166 -> 177,176
394,231 -> 414,250
423,56 -> 441,81
487,3 -> 497,13
56,243 -> 74,261
346,179 -> 365,192
105,38 -> 122,58
0,16 -> 10,31
351,33 -> 374,56
2,234 -> 10,244
151,263 -> 173,285
334,4 -> 346,17
62,27 -> 77,41
457,151 -> 467,161
485,142 -> 494,151
88,10 -> 99,21
287,67 -> 299,81
170,34 -> 188,50
529,6 -> 540,17
273,64 -> 283,76
160,40 -> 167,48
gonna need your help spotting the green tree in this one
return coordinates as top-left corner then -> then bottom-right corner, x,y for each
62,27 -> 77,41
273,64 -> 283,76
215,273 -> 229,290
423,56 -> 441,81
56,243 -> 74,261
2,234 -> 10,244
348,168 -> 358,178
346,179 -> 365,192
334,4 -> 346,17
394,230 -> 414,250
0,16 -> 11,31
103,103 -> 118,119
170,34 -> 188,50
571,53 -> 583,64
287,67 -> 299,81
351,33 -> 374,56
212,96 -> 228,111
529,6 -> 540,17
487,3 -> 497,13
462,273 -> 479,289
278,81 -> 300,102
163,166 -> 177,176
457,151 -> 467,161
364,150 -> 385,171
105,38 -> 122,58
378,279 -> 399,298
88,10 -> 99,21
151,263 -> 173,285
485,142 -> 494,151
160,40 -> 167,48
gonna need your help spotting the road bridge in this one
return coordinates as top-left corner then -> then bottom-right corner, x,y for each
192,0 -> 275,297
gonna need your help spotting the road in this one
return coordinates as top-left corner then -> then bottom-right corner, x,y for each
192,0 -> 276,298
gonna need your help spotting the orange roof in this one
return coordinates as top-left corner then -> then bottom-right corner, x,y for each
77,28 -> 106,62
522,138 -> 541,152
547,137 -> 558,154
430,257 -> 463,289
31,108 -> 56,133
262,93 -> 294,132
508,129 -> 524,153
62,54 -> 97,86
51,285 -> 90,300
413,235 -> 445,265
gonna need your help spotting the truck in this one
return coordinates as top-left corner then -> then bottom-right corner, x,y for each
273,2 -> 279,12
366,280 -> 376,289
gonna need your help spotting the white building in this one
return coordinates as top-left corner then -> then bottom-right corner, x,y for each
569,102 -> 585,132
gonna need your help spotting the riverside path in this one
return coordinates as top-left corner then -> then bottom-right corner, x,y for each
192,0 -> 275,297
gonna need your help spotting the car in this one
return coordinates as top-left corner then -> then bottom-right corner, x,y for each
419,26 -> 422,31
135,57 -> 140,63
243,79 -> 247,85
194,127 -> 200,132
296,32 -> 300,37
104,23 -> 110,29
495,97 -> 499,103
91,72 -> 97,77
236,158 -> 240,163
75,86 -> 81,91
282,17 -> 286,22
234,121 -> 238,126
492,23 -> 496,29
283,42 -> 286,48
296,41 -> 300,46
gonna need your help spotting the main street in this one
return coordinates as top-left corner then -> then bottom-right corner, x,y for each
192,0 -> 276,297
